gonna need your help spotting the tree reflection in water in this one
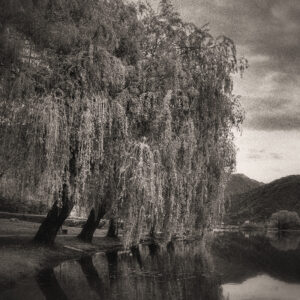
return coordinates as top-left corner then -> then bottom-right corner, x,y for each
9,232 -> 300,300
100,241 -> 223,300
78,255 -> 107,299
36,268 -> 68,300
212,232 -> 300,284
34,240 -> 222,300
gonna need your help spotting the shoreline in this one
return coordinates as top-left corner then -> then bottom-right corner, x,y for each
0,218 -> 122,291
2,217 -> 300,292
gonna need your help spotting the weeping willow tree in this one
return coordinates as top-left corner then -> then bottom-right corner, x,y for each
0,0 -> 245,246
107,0 -> 246,247
0,0 -> 139,244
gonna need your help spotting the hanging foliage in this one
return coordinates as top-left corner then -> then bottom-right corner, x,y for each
0,0 -> 246,245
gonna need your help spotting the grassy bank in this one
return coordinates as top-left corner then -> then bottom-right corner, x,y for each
0,219 -> 122,290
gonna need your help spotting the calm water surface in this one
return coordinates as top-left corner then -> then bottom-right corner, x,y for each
1,231 -> 300,300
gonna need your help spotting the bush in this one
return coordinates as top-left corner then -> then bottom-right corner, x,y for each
241,221 -> 263,231
269,210 -> 300,230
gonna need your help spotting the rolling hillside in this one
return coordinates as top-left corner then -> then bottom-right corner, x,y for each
225,175 -> 300,224
225,174 -> 264,197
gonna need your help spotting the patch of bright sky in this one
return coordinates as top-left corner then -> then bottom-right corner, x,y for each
234,129 -> 300,183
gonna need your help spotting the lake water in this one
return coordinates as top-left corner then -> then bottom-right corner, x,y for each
1,231 -> 300,300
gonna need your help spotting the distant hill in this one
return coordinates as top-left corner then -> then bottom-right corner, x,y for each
225,173 -> 264,197
224,175 -> 300,225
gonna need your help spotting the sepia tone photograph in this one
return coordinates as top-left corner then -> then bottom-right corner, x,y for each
0,0 -> 299,299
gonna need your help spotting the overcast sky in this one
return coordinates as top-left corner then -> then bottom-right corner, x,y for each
141,0 -> 300,182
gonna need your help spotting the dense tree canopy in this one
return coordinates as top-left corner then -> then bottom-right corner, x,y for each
0,0 -> 246,246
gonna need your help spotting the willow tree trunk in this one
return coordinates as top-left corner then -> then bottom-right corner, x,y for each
34,184 -> 73,244
78,202 -> 106,243
106,218 -> 118,238
34,138 -> 78,245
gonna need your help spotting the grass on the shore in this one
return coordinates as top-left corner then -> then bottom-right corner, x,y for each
0,219 -> 121,290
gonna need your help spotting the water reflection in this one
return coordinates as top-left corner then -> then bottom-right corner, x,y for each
95,242 -> 223,300
78,256 -> 106,299
267,231 -> 300,251
212,232 -> 300,284
1,232 -> 300,300
36,268 -> 68,300
223,274 -> 300,300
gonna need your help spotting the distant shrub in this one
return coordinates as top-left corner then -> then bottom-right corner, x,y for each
241,221 -> 263,231
269,210 -> 300,230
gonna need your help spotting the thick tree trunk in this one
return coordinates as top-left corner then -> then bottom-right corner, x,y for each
34,184 -> 73,245
78,202 -> 106,243
106,218 -> 118,238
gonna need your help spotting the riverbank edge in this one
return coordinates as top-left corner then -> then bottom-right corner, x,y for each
0,216 -> 206,292
0,235 -> 125,291
0,215 -> 125,292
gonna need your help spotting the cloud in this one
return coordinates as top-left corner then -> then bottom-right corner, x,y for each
246,148 -> 283,162
248,54 -> 270,64
245,112 -> 300,131
270,153 -> 283,160
235,130 -> 300,182
241,97 -> 291,113
247,153 -> 262,160
241,93 -> 300,131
